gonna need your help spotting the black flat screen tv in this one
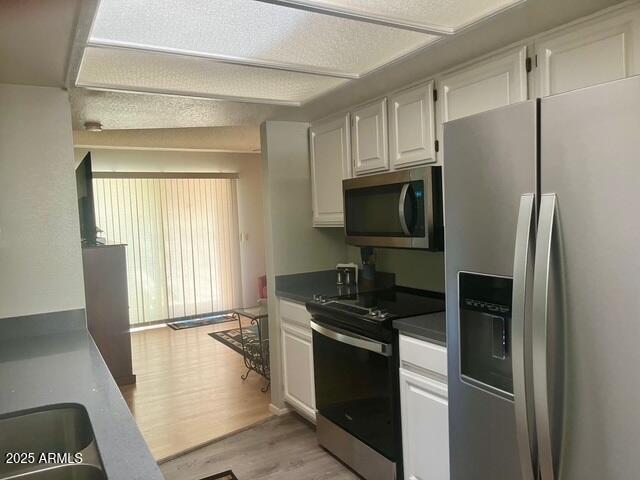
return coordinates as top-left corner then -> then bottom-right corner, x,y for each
76,152 -> 97,245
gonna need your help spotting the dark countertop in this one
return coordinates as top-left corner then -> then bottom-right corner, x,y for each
82,243 -> 126,249
275,269 -> 395,303
393,311 -> 447,347
0,311 -> 163,480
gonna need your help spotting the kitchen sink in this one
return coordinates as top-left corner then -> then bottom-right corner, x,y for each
0,404 -> 106,480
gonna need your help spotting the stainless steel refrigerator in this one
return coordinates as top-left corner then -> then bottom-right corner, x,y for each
443,75 -> 640,480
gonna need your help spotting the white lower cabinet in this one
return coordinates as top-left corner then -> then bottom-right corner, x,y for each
279,299 -> 316,422
399,334 -> 449,480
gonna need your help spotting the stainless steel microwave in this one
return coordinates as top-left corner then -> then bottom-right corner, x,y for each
343,166 -> 443,250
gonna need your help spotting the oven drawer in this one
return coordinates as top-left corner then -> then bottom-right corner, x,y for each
399,334 -> 447,378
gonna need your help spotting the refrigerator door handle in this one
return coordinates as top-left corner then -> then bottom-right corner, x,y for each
512,193 -> 537,480
532,193 -> 557,480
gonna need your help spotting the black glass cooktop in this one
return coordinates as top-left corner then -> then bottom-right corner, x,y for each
310,287 -> 445,323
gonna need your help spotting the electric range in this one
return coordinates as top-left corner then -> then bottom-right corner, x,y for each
306,287 -> 445,480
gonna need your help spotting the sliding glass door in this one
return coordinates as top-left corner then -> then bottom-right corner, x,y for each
93,175 -> 242,325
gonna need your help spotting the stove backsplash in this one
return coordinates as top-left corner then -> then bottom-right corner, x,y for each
347,246 -> 444,293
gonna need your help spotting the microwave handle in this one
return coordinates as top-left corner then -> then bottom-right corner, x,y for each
398,183 -> 411,235
310,320 -> 392,357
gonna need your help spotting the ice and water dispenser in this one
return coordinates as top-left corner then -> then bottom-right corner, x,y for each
459,272 -> 513,398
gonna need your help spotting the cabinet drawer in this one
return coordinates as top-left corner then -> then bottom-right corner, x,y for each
399,334 -> 447,377
279,298 -> 311,329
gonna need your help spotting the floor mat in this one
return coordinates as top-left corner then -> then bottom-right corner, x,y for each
208,328 -> 248,356
201,471 -> 238,480
167,314 -> 235,330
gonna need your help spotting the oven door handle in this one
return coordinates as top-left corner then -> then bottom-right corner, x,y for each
310,320 -> 392,357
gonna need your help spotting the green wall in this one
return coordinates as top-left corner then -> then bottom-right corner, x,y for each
347,245 -> 445,293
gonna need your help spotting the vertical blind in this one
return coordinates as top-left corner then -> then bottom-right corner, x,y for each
93,176 -> 242,325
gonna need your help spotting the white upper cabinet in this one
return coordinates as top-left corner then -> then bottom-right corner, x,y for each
437,45 -> 528,160
535,7 -> 640,97
351,98 -> 389,176
310,113 -> 351,227
389,81 -> 436,170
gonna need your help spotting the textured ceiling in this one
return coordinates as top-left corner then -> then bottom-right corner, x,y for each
0,0 -> 81,87
69,88 -> 286,130
70,0 -> 626,131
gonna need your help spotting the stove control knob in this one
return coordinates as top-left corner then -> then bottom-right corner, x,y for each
368,309 -> 388,319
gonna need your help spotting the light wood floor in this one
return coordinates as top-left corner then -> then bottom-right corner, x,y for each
160,413 -> 361,480
120,320 -> 272,462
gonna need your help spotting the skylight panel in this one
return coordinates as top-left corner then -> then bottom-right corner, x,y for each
77,46 -> 348,105
89,0 -> 438,78
79,0 -> 523,105
256,0 -> 525,34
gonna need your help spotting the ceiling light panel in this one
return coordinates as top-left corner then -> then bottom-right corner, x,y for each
89,0 -> 439,77
258,0 -> 525,33
77,46 -> 348,105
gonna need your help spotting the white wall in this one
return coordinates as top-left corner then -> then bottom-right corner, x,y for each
260,120 -> 349,410
74,148 -> 266,308
0,84 -> 85,319
261,122 -> 348,278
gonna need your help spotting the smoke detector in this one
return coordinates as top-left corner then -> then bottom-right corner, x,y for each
84,122 -> 103,132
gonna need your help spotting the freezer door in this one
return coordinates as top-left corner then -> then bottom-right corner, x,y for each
539,75 -> 640,480
444,101 -> 537,480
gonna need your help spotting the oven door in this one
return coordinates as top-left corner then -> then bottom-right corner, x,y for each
311,318 -> 396,460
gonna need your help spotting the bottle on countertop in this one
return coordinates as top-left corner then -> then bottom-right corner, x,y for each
336,263 -> 358,286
